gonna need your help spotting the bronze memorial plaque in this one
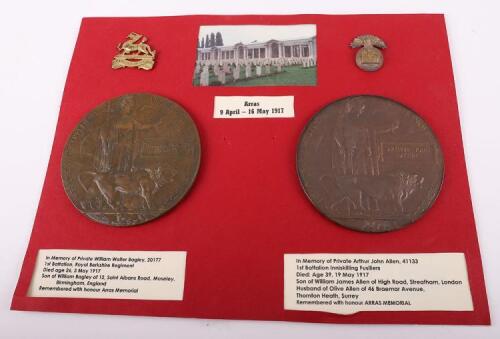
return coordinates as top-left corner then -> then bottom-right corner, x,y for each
297,95 -> 444,232
61,93 -> 201,226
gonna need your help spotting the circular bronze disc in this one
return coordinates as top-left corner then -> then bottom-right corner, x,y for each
61,93 -> 201,226
297,95 -> 444,232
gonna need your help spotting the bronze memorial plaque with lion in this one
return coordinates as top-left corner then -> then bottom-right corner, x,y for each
61,93 -> 201,226
297,95 -> 444,232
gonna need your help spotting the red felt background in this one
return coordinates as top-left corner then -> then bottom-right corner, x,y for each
11,14 -> 490,325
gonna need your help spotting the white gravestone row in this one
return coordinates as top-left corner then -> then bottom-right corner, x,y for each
245,63 -> 252,78
200,65 -> 210,86
196,56 -> 315,85
255,65 -> 262,76
233,65 -> 240,81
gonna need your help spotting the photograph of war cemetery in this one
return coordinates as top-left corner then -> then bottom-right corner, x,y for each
193,25 -> 317,86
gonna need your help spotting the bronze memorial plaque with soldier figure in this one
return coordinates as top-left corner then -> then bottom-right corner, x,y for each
61,93 -> 201,226
297,95 -> 444,232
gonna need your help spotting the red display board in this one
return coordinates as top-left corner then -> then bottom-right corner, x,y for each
11,14 -> 490,325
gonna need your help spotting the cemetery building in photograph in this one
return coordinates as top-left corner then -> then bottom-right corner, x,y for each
196,36 -> 317,65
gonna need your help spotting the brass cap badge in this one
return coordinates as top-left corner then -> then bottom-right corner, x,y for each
350,35 -> 386,72
112,32 -> 156,70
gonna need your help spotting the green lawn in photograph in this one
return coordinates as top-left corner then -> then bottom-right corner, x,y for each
193,65 -> 317,86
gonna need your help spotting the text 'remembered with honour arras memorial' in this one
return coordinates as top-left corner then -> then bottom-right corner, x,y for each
214,96 -> 294,118
284,253 -> 473,315
28,250 -> 186,300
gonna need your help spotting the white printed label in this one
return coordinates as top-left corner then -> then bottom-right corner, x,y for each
28,250 -> 186,300
284,253 -> 473,315
214,96 -> 294,118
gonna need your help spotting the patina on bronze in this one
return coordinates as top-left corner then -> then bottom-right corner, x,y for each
297,95 -> 444,232
61,93 -> 201,226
